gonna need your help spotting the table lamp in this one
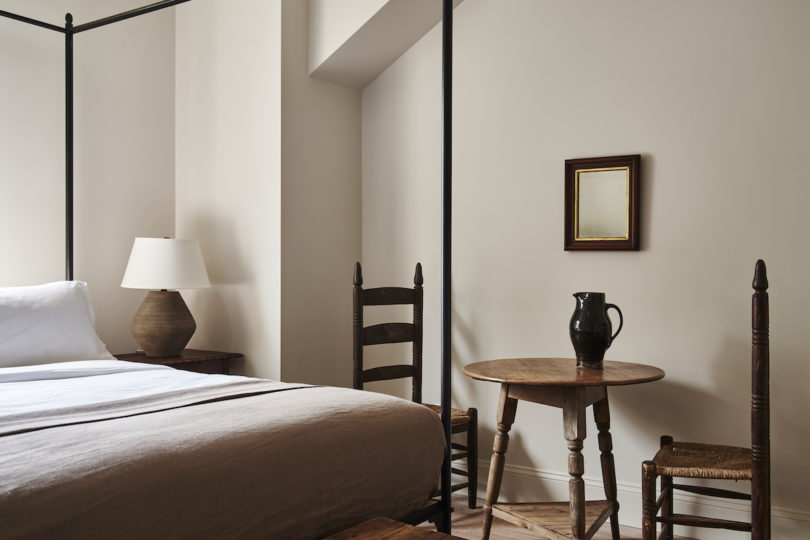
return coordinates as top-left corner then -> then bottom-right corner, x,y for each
121,237 -> 210,357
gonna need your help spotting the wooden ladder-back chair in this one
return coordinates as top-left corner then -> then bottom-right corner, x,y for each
353,262 -> 478,509
641,259 -> 770,539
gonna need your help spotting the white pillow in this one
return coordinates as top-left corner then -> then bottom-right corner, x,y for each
0,281 -> 115,368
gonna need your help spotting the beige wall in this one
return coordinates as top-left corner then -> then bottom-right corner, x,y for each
175,0 -> 361,384
281,0 -> 361,386
308,0 -> 386,73
361,0 -> 810,536
175,0 -> 283,379
0,0 -> 176,355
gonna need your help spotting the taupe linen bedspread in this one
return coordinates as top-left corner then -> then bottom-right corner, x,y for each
0,382 -> 445,539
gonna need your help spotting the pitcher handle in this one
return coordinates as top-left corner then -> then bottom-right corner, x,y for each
605,303 -> 623,346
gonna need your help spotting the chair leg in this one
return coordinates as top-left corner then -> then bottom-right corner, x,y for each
467,407 -> 478,509
659,436 -> 674,540
642,460 -> 658,540
660,474 -> 673,540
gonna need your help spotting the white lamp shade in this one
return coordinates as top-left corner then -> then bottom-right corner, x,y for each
121,238 -> 210,290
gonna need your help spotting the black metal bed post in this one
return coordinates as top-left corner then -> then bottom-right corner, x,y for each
65,13 -> 74,281
439,0 -> 453,533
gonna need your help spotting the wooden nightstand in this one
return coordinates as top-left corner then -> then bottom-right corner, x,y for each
114,349 -> 243,375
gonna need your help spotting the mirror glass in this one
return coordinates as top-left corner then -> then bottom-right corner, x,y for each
576,168 -> 628,239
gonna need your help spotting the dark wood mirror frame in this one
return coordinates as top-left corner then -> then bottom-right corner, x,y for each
564,154 -> 640,251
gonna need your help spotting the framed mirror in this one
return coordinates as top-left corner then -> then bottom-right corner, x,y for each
564,154 -> 640,251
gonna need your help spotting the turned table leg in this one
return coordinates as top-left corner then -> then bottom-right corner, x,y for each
563,388 -> 586,539
482,384 -> 517,540
593,392 -> 620,539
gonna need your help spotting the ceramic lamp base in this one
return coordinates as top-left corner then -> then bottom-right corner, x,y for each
131,290 -> 196,357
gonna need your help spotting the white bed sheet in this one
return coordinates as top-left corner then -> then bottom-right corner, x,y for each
0,359 -> 257,416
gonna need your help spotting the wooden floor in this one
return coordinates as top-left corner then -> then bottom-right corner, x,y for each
420,496 -> 695,540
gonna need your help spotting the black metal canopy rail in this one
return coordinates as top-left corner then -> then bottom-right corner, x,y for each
0,0 -> 191,281
1,0 -> 456,533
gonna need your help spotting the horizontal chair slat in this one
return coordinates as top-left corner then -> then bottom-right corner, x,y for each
362,364 -> 415,383
363,323 -> 415,345
658,514 -> 752,531
363,287 -> 415,306
672,483 -> 751,501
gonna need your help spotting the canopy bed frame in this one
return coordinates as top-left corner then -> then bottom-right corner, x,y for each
0,0 -> 457,533
0,0 -> 191,282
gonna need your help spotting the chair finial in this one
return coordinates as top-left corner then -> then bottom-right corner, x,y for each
414,263 -> 423,286
354,262 -> 363,286
753,259 -> 768,292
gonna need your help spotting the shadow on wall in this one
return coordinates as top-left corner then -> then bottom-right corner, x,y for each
610,340 -> 753,502
613,338 -> 751,446
451,301 -> 484,407
613,378 -> 748,450
179,216 -> 255,367
473,423 -> 552,503
185,216 -> 252,286
639,153 -> 655,252
451,302 -> 559,502
613,332 -> 759,448
767,341 -> 810,510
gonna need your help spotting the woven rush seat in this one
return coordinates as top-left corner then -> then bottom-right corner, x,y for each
423,404 -> 472,425
653,441 -> 752,480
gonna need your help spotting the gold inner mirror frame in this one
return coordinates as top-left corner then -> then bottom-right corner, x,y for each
574,166 -> 630,241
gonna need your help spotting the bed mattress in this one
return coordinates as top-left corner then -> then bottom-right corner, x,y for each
0,360 -> 445,539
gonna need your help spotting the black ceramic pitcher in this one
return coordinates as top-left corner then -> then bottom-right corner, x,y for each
569,292 -> 623,369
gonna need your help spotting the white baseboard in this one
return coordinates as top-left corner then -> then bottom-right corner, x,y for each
460,461 -> 810,539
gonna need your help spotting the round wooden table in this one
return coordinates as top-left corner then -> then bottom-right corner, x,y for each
463,358 -> 665,540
